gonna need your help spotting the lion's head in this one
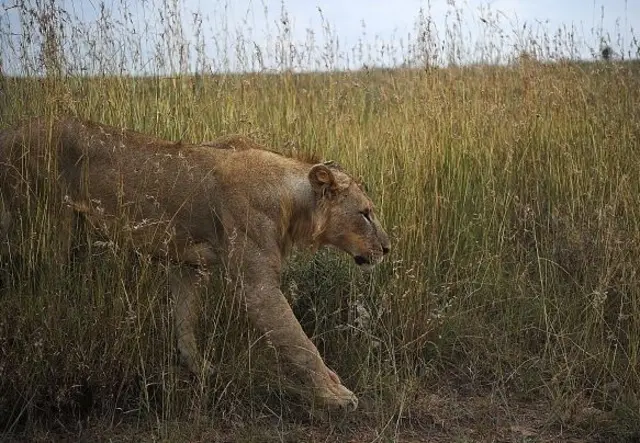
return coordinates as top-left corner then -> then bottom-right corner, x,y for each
309,163 -> 390,268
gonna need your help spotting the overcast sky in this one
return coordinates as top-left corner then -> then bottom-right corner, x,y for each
1,0 -> 638,74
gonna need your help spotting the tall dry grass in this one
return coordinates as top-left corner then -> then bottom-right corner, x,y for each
0,0 -> 639,440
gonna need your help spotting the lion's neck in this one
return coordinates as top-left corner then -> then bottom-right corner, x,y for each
280,173 -> 324,256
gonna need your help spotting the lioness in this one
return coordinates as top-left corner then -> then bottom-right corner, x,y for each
0,117 -> 390,410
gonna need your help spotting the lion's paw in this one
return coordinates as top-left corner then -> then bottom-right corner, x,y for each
313,370 -> 358,411
180,353 -> 216,378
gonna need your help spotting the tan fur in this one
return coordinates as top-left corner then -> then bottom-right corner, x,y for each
0,117 -> 390,411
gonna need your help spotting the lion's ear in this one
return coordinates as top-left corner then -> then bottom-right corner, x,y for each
309,164 -> 337,198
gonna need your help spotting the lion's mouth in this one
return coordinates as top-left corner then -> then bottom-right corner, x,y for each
354,256 -> 371,266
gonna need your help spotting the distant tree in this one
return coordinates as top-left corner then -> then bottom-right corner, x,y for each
601,45 -> 613,61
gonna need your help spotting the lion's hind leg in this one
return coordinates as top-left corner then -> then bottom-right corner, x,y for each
170,265 -> 215,377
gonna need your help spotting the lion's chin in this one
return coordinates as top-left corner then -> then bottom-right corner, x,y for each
353,252 -> 386,270
353,255 -> 375,271
353,255 -> 370,266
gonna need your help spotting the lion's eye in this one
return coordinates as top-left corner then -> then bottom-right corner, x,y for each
360,209 -> 372,223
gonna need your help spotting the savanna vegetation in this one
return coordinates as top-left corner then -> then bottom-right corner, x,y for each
0,1 -> 639,441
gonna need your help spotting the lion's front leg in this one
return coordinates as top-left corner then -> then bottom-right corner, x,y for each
170,265 -> 214,377
243,279 -> 358,411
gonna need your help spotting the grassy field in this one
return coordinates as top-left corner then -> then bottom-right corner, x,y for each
1,2 -> 639,442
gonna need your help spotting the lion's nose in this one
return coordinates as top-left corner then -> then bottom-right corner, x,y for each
382,245 -> 390,255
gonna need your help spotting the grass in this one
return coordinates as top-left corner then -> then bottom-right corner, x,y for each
1,1 -> 639,441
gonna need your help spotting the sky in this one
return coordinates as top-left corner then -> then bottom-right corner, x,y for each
0,0 -> 638,74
